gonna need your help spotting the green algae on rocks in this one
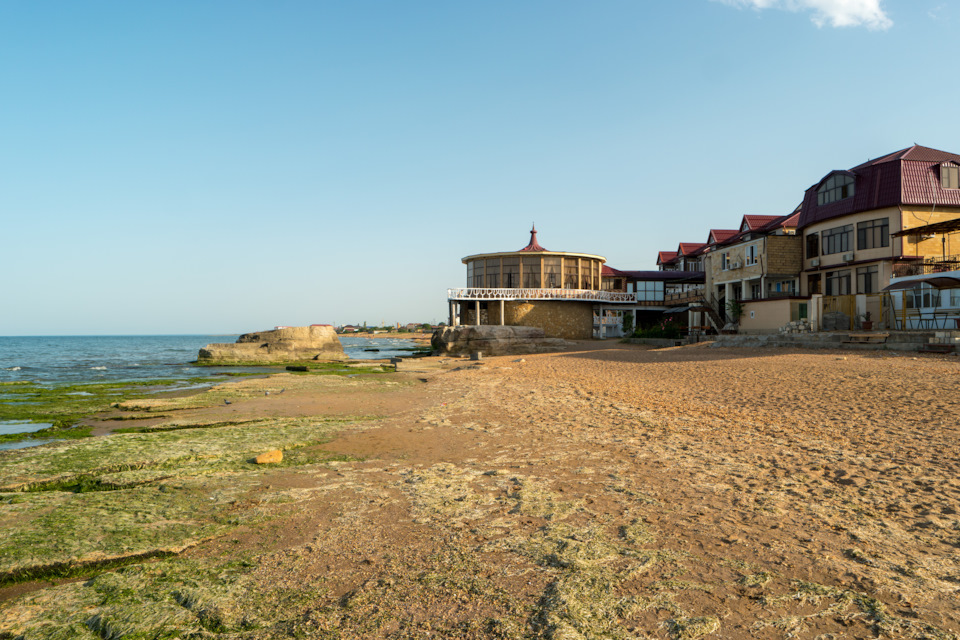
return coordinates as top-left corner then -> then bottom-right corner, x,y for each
0,378 -> 225,441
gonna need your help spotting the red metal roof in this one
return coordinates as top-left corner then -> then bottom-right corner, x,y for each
798,145 -> 960,229
657,251 -> 678,264
518,224 -> 548,252
707,229 -> 739,245
742,215 -> 782,231
677,242 -> 707,256
777,209 -> 801,229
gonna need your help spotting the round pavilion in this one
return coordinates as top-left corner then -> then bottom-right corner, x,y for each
447,227 -> 632,339
461,225 -> 604,291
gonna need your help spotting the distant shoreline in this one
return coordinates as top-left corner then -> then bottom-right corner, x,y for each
339,331 -> 432,344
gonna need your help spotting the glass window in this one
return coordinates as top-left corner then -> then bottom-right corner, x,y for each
522,256 -> 541,288
806,234 -> 820,259
563,259 -> 578,289
722,253 -> 730,270
636,281 -> 665,302
817,173 -> 856,205
485,258 -> 500,288
745,244 -> 758,266
466,262 -> 473,287
581,259 -> 592,289
544,257 -> 561,288
942,164 -> 960,189
948,288 -> 960,308
808,273 -> 822,295
856,265 -> 879,294
825,269 -> 852,295
822,225 -> 853,255
592,261 -> 600,289
502,258 -> 519,288
471,261 -> 485,288
857,218 -> 889,250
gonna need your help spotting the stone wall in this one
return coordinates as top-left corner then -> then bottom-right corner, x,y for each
503,301 -> 594,340
765,235 -> 803,275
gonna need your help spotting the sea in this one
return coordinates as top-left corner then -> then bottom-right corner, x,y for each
0,334 -> 423,448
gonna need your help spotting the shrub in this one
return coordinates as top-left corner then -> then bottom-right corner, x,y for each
633,319 -> 683,339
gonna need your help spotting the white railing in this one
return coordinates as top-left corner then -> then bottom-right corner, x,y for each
447,287 -> 636,303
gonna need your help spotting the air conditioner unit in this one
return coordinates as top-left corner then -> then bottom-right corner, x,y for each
842,252 -> 854,262
730,261 -> 741,269
810,258 -> 820,267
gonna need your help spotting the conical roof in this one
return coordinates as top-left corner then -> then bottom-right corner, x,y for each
518,224 -> 547,252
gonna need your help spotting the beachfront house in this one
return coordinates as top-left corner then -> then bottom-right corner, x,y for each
701,210 -> 804,332
798,145 -> 960,327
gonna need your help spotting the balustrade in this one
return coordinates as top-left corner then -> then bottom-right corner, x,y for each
447,287 -> 635,303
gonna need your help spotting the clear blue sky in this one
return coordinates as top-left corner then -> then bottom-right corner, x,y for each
3,0 -> 958,335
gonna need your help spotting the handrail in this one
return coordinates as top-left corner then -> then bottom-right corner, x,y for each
448,287 -> 636,303
893,254 -> 960,277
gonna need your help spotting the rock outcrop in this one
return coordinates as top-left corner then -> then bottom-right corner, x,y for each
432,325 -> 571,356
198,325 -> 345,364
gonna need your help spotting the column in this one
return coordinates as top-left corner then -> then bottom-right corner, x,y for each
500,300 -> 505,325
475,301 -> 481,326
810,294 -> 823,332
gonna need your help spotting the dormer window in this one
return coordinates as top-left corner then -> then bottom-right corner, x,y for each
942,163 -> 960,189
817,173 -> 856,205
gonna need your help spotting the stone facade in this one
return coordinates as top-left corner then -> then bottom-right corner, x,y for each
461,300 -> 594,339
765,235 -> 803,275
504,301 -> 594,340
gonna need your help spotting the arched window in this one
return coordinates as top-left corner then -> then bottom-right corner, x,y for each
817,173 -> 855,206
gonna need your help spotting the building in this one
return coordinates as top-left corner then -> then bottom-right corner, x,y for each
799,145 -> 960,298
706,212 -> 801,304
446,226 -> 633,339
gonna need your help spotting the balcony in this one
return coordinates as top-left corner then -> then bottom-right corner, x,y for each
893,254 -> 960,277
447,287 -> 636,304
634,286 -> 706,307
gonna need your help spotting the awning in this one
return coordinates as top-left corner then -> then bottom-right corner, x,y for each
664,306 -> 691,313
891,218 -> 960,237
883,275 -> 960,291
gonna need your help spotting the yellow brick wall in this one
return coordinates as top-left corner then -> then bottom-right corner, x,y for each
504,301 -> 594,339
900,207 -> 960,258
765,235 -> 803,274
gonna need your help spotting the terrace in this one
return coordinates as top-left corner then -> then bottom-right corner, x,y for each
447,288 -> 636,303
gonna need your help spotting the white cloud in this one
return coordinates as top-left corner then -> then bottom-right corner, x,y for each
716,0 -> 893,30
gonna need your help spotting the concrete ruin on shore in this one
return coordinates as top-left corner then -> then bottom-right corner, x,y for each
198,325 -> 345,364
432,325 -> 571,356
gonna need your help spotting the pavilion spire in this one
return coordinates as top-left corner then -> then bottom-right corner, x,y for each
519,223 -> 547,252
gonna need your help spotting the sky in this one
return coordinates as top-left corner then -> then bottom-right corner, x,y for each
3,0 -> 959,335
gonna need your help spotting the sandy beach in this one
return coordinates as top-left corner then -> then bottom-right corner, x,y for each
2,341 -> 959,639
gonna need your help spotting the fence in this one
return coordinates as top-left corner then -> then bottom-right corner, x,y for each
820,294 -> 884,330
